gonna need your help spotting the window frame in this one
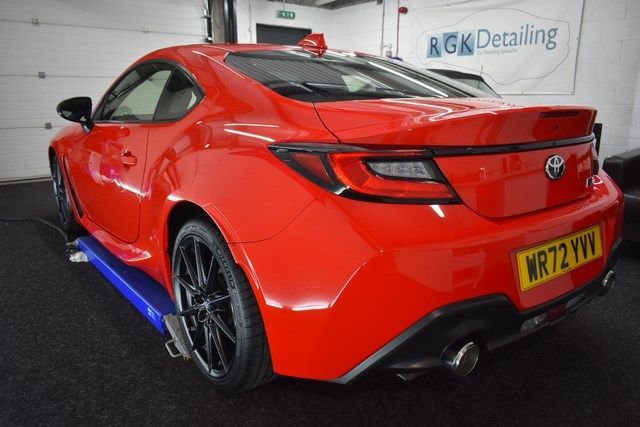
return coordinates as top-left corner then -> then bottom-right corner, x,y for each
92,59 -> 205,124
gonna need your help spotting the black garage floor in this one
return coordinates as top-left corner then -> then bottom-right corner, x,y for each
1,181 -> 639,425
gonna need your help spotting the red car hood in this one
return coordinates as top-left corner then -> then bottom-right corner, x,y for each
313,97 -> 596,147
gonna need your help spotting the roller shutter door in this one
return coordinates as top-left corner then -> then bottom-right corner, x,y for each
0,0 -> 205,180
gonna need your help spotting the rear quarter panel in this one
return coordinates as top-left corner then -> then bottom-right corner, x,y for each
137,47 -> 338,294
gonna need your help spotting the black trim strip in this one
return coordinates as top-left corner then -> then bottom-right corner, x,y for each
432,134 -> 595,157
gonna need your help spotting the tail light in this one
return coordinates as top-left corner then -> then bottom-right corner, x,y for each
270,143 -> 458,204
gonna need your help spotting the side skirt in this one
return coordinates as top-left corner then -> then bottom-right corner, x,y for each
78,236 -> 174,333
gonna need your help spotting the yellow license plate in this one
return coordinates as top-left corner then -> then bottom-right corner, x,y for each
517,225 -> 602,291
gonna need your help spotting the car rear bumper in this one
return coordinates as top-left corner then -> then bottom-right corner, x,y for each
331,238 -> 621,384
236,173 -> 624,381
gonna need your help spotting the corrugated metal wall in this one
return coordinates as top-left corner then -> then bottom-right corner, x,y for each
0,0 -> 205,180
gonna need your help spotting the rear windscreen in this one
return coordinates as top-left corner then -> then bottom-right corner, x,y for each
225,49 -> 482,103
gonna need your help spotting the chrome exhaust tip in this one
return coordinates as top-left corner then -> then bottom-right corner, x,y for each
599,270 -> 616,296
442,341 -> 480,378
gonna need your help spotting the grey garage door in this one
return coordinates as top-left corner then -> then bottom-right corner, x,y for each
256,24 -> 311,45
0,0 -> 205,181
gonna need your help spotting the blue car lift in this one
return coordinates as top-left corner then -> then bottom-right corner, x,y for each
76,236 -> 190,359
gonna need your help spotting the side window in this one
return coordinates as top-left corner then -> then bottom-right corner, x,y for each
154,69 -> 202,121
98,63 -> 171,121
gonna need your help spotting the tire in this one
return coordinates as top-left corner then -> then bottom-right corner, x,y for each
172,218 -> 275,393
50,155 -> 82,234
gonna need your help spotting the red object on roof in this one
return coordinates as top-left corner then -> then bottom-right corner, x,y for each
297,33 -> 327,55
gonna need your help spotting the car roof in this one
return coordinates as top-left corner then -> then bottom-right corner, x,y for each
150,43 -> 304,55
196,43 -> 292,52
145,43 -> 361,61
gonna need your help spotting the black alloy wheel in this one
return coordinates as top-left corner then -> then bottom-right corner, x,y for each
175,233 -> 236,376
172,218 -> 274,392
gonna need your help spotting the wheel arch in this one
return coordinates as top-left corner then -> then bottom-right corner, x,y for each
166,201 -> 210,256
48,146 -> 56,165
162,200 -> 267,310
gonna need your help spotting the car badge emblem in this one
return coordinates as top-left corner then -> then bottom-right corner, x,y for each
545,155 -> 566,180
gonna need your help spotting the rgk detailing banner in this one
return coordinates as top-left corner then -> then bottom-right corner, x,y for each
411,0 -> 584,94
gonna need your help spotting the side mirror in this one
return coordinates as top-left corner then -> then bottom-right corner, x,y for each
56,97 -> 94,132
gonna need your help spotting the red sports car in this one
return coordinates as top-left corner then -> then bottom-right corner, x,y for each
50,34 -> 623,392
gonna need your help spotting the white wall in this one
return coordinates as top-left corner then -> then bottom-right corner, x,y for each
236,0 -> 332,44
514,0 -> 640,159
324,0 -> 411,56
0,0 -> 205,181
328,0 -> 640,159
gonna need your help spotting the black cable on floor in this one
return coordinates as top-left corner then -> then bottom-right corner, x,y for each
0,217 -> 70,244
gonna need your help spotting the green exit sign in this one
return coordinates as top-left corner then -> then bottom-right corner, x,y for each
277,10 -> 296,19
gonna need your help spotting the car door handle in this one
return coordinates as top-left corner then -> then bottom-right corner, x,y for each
120,151 -> 137,167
